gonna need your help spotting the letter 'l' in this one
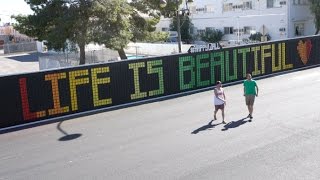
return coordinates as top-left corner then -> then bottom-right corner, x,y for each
19,78 -> 46,121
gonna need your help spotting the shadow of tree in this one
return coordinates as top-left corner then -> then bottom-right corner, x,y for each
191,120 -> 222,134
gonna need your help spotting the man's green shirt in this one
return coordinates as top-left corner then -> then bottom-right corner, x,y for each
244,80 -> 257,95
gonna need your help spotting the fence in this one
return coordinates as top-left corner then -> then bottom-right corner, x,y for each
39,48 -> 121,70
0,42 -> 37,54
38,43 -> 195,70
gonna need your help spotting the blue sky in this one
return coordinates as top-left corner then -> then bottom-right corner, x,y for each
0,0 -> 32,25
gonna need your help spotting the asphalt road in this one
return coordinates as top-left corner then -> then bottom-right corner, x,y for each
1,67 -> 320,180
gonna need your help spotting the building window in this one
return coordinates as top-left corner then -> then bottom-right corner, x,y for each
223,1 -> 252,11
223,3 -> 233,12
267,0 -> 282,8
279,27 -> 286,32
280,1 -> 286,5
197,29 -> 205,35
234,28 -> 244,35
196,7 -> 206,13
294,23 -> 304,36
205,27 -> 215,31
205,5 -> 214,13
224,27 -> 234,34
162,27 -> 169,32
233,4 -> 243,10
244,26 -> 255,34
267,0 -> 273,8
243,1 -> 253,9
293,0 -> 308,5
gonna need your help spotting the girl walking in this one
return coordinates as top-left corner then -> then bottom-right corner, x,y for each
213,81 -> 226,124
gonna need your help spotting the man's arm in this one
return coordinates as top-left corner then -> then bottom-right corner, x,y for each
256,84 -> 259,97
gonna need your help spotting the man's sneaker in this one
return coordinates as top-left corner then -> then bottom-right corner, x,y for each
249,114 -> 253,119
247,114 -> 251,118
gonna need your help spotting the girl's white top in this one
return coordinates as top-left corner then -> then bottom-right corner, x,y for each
214,88 -> 225,105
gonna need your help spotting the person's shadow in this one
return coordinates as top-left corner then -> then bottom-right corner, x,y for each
221,117 -> 250,131
191,120 -> 223,134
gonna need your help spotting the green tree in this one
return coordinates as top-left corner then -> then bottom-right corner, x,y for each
201,29 -> 223,43
170,15 -> 194,43
249,32 -> 271,42
14,0 -> 166,62
92,0 -> 167,59
128,0 -> 169,51
91,0 -> 133,60
158,0 -> 184,16
308,0 -> 320,34
13,0 -> 94,65
158,0 -> 194,43
144,31 -> 169,43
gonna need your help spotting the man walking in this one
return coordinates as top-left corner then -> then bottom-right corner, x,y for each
243,73 -> 259,119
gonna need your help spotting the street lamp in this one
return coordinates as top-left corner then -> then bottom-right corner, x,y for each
160,0 -> 193,53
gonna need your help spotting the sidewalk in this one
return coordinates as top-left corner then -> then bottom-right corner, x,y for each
0,52 -> 39,76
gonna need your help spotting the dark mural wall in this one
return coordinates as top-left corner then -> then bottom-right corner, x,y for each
0,36 -> 319,128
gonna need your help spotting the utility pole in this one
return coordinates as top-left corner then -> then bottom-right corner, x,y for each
160,0 -> 192,53
176,8 -> 182,53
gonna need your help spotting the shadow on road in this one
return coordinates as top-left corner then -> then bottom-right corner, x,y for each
6,52 -> 39,62
191,120 -> 223,134
57,121 -> 82,141
221,117 -> 251,131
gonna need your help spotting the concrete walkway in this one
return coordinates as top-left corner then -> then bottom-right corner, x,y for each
0,52 -> 39,76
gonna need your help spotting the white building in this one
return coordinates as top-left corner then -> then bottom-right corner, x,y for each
156,0 -> 316,44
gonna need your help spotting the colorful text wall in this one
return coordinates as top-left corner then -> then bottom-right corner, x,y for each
0,36 -> 319,128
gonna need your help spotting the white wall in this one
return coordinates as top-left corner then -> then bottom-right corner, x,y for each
156,0 -> 315,42
36,41 -> 44,52
288,1 -> 316,37
125,42 -> 193,56
190,0 -> 288,41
